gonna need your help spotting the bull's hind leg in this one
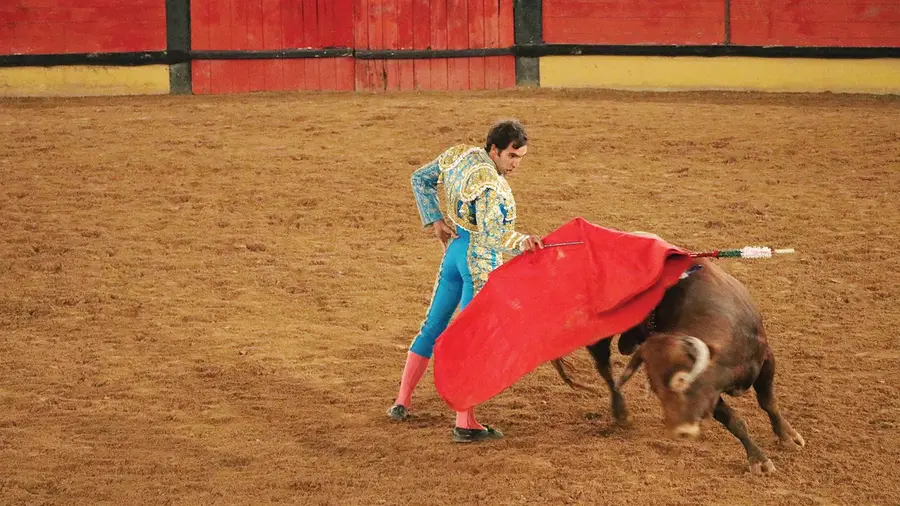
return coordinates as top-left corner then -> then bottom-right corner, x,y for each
712,397 -> 775,474
754,349 -> 806,450
586,338 -> 630,426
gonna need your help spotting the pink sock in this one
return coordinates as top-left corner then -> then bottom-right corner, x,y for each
394,351 -> 430,408
455,408 -> 486,430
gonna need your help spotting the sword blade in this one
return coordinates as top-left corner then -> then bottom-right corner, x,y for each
543,241 -> 584,248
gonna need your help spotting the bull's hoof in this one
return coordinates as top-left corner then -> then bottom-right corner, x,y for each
611,396 -> 631,427
749,459 -> 776,475
779,429 -> 806,450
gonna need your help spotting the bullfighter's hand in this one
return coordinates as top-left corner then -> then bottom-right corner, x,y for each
431,219 -> 458,250
520,235 -> 544,253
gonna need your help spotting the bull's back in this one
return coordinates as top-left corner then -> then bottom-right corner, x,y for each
657,259 -> 764,347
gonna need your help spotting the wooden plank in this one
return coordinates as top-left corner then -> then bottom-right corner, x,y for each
247,0 -> 264,49
246,0 -> 266,91
335,57 -> 356,91
191,60 -> 212,94
497,55 -> 516,89
263,59 -> 286,91
447,0 -> 468,49
300,0 -> 320,89
5,15 -> 166,54
542,0 -> 724,45
413,59 -> 431,90
398,60 -> 416,90
430,0 -> 449,89
447,0 -> 469,89
483,0 -> 501,88
383,0 -> 400,88
468,0 -> 486,89
302,0 -> 318,47
14,0 -> 161,6
190,0 -> 211,50
209,0 -> 231,50
731,0 -> 900,47
368,0 -> 385,89
3,24 -> 55,54
317,0 -> 334,47
353,0 -> 370,90
483,0 -> 500,47
51,23 -> 165,53
733,21 -> 900,47
731,0 -> 900,23
499,0 -> 514,46
354,0 -> 370,49
355,59 -> 368,91
282,0 -> 303,48
397,0 -> 414,48
412,0 -> 431,49
383,0 -> 400,48
208,60 -> 230,94
543,0 -> 723,18
544,17 -> 724,45
411,0 -> 431,89
282,59 -> 306,90
3,6 -> 166,24
262,0 -> 283,50
369,0 -> 384,49
232,0 -> 249,50
333,0 -> 355,47
320,57 -> 338,90
234,60 -> 253,93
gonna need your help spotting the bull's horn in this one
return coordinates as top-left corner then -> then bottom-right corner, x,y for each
668,335 -> 710,393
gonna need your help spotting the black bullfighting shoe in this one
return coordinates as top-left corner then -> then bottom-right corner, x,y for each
386,404 -> 409,421
452,426 -> 504,443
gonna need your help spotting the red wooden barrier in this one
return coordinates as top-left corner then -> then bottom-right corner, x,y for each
542,0 -> 726,45
0,0 -> 166,54
191,0 -> 355,93
731,0 -> 900,47
354,0 -> 516,91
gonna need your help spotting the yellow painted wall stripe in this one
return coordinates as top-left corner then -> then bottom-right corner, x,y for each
540,56 -> 900,95
0,65 -> 170,97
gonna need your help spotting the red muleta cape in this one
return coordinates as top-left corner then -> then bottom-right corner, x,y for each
432,217 -> 694,412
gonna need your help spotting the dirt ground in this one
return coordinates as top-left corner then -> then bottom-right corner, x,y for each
1,88 -> 899,505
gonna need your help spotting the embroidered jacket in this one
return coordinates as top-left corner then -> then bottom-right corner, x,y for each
411,145 -> 530,290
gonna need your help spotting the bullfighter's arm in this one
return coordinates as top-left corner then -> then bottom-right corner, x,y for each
410,158 -> 443,227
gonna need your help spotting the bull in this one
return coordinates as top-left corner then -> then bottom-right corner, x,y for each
553,253 -> 805,474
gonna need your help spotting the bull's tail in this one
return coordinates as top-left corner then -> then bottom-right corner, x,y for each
551,357 -> 603,395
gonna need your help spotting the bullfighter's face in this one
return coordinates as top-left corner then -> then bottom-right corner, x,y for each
490,143 -> 527,176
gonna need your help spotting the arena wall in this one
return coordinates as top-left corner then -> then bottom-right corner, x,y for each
0,0 -> 898,96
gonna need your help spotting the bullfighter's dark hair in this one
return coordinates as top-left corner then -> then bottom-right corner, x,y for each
485,119 -> 528,153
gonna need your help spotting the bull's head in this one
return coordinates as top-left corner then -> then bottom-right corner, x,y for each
615,333 -> 715,440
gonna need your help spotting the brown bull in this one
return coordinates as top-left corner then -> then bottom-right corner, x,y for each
554,256 -> 805,474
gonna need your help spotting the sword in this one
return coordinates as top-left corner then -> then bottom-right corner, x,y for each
542,241 -> 584,248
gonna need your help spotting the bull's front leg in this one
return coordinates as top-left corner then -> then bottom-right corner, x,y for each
712,397 -> 775,474
754,351 -> 806,450
586,338 -> 630,426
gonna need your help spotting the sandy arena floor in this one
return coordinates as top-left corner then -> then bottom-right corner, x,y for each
1,88 -> 899,505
